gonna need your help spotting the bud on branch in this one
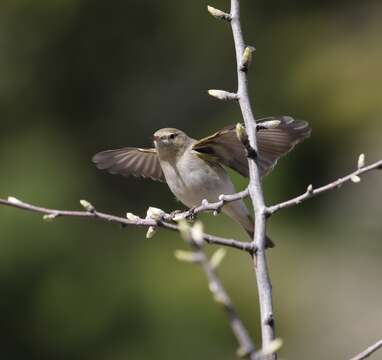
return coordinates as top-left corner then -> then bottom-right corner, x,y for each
208,89 -> 238,101
240,46 -> 255,72
207,5 -> 232,21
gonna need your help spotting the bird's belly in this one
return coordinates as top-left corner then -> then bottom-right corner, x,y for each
161,158 -> 235,208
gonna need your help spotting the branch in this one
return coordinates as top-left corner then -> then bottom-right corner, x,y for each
176,221 -> 257,359
0,197 -> 253,253
167,188 -> 249,220
268,159 -> 382,215
229,0 -> 277,356
1,193 -> 284,357
349,339 -> 382,360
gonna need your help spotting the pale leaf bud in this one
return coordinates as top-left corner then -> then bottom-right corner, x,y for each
357,153 -> 365,169
210,248 -> 226,270
178,219 -> 191,241
261,338 -> 284,356
126,212 -> 140,222
146,207 -> 165,221
146,226 -> 157,239
208,89 -> 238,101
191,221 -> 204,245
80,199 -> 95,212
174,250 -> 199,263
7,196 -> 22,205
207,5 -> 231,21
236,123 -> 248,145
240,46 -> 255,71
350,174 -> 361,183
43,213 -> 57,222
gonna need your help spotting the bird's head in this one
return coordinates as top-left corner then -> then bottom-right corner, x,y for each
153,128 -> 191,160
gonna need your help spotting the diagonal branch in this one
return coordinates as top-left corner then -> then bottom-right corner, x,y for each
165,188 -> 249,220
268,159 -> 382,215
0,197 -> 253,252
170,157 -> 381,221
349,339 -> 382,360
177,222 -> 257,359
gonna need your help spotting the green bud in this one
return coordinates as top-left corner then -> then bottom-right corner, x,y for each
7,196 -> 22,205
178,219 -> 191,241
207,5 -> 231,21
146,207 -> 165,221
261,338 -> 284,356
191,221 -> 204,245
350,174 -> 361,183
174,250 -> 199,263
357,153 -> 365,169
146,226 -> 157,239
208,89 -> 238,101
43,213 -> 57,222
241,46 -> 255,71
235,123 -> 248,145
126,212 -> 140,222
80,199 -> 95,212
210,248 -> 226,270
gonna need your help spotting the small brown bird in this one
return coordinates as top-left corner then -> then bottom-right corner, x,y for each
93,116 -> 311,241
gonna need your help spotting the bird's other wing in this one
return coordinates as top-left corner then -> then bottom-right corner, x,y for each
192,124 -> 249,176
92,147 -> 165,182
192,116 -> 311,177
256,116 -> 311,176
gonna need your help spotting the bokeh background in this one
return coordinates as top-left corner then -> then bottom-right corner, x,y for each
1,0 -> 381,359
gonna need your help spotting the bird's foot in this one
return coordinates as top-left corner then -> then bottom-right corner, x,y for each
187,207 -> 198,221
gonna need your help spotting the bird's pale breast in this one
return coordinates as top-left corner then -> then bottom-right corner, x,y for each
159,149 -> 235,208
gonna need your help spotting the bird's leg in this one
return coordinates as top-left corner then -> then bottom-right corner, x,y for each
187,206 -> 198,221
168,208 -> 197,222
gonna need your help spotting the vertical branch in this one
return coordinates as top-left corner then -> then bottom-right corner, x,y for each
229,0 -> 276,356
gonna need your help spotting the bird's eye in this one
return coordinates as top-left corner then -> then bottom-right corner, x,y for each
169,133 -> 177,140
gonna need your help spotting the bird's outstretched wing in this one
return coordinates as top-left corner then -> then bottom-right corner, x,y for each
92,147 -> 165,182
192,116 -> 311,177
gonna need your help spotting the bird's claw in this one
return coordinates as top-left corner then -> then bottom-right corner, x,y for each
187,207 -> 198,221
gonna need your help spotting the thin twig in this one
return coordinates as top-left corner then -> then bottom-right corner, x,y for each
167,188 -> 249,220
229,0 -> 276,357
268,159 -> 382,215
178,223 -> 257,359
349,339 -> 382,360
0,197 -> 252,252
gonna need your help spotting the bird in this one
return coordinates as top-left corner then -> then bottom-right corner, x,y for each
92,116 -> 311,244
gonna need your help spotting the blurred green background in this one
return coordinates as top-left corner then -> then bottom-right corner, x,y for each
1,0 -> 381,359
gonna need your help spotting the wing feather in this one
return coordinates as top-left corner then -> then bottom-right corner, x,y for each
92,147 -> 165,182
192,116 -> 311,177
